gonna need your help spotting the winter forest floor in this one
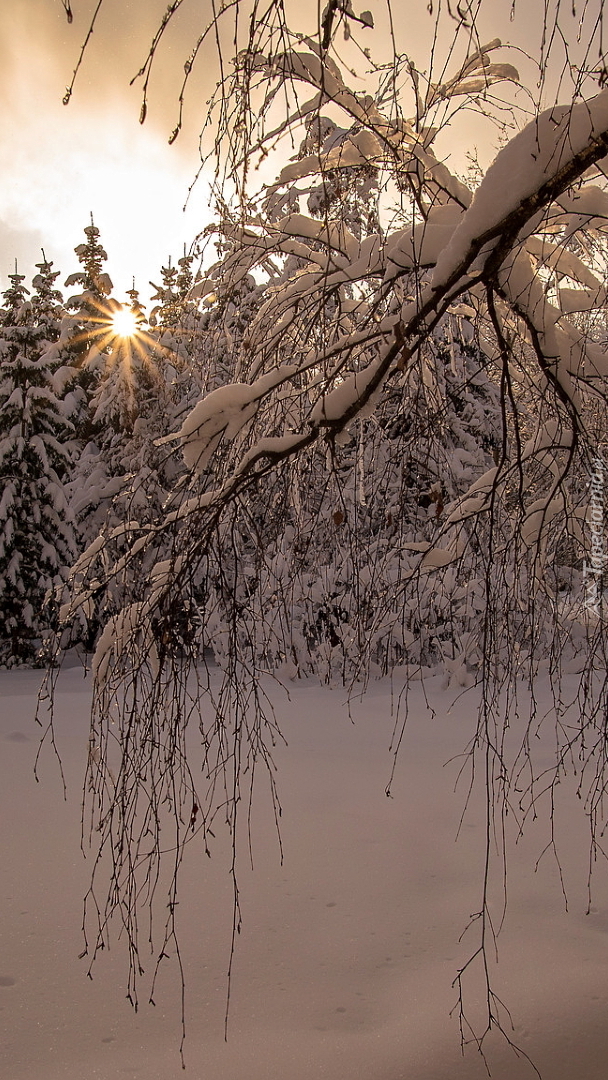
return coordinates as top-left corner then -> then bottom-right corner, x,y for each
2,663 -> 608,1080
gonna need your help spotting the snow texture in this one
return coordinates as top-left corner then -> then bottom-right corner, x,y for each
3,667 -> 608,1080
177,366 -> 298,472
433,89 -> 608,287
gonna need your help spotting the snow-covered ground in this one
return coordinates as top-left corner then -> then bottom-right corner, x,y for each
2,664 -> 608,1080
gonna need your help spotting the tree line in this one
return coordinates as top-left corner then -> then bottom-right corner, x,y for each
0,221 -> 201,664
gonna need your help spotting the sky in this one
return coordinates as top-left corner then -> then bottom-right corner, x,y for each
0,1 -> 216,308
0,0 -> 604,310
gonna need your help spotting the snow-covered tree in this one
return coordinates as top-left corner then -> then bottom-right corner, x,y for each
0,266 -> 77,665
60,227 -> 180,560
70,286 -> 181,545
149,252 -> 197,330
55,1 -> 608,1065
29,253 -> 66,366
61,217 -> 116,443
166,127 -> 506,682
147,252 -> 208,423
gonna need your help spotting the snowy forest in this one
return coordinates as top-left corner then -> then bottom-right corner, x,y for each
0,211 -> 515,676
0,225 -> 202,665
2,0 -> 608,1075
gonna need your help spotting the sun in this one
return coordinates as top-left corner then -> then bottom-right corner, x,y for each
111,306 -> 139,338
67,294 -> 161,369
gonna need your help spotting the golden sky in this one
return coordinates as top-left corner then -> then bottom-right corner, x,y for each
0,0 -> 214,306
0,0 -> 604,308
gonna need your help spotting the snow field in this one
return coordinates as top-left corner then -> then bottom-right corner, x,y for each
1,665 -> 608,1079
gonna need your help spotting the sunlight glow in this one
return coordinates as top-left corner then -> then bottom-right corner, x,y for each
70,296 -> 160,373
111,307 -> 139,338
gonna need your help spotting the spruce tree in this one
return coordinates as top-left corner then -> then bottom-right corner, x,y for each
0,266 -> 77,665
29,253 -> 65,363
62,217 -> 115,444
149,250 -> 195,330
70,285 -> 181,549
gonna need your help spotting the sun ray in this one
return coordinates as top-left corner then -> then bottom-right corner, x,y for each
111,306 -> 139,338
66,293 -> 181,383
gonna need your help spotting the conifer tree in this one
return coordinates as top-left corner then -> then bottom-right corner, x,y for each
149,250 -> 196,331
29,253 -> 65,362
61,217 -> 115,443
70,284 -> 182,550
0,266 -> 77,665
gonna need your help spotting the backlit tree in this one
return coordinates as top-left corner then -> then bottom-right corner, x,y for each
53,1 -> 608,1068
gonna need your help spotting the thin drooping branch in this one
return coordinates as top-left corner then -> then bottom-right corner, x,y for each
47,5 -> 608,1071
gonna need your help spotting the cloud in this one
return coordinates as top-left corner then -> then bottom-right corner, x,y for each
0,1 -> 212,136
0,1 -> 216,304
0,219 -> 47,280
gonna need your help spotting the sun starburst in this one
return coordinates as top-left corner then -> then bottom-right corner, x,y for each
111,307 -> 139,338
68,295 -> 161,373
